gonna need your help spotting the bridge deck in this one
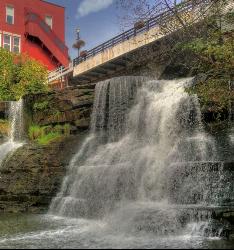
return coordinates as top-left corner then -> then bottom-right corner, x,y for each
72,0 -> 214,83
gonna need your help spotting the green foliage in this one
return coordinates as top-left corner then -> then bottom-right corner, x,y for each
180,33 -> 234,77
28,123 -> 71,145
225,10 -> 234,23
13,55 -> 49,99
29,125 -> 45,140
63,124 -> 71,136
0,49 -> 49,101
177,4 -> 234,78
186,78 -> 234,113
54,124 -> 63,134
0,119 -> 10,136
33,101 -> 49,112
180,9 -> 234,115
0,49 -> 15,101
37,132 -> 61,145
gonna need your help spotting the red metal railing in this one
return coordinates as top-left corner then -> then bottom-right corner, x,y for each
24,8 -> 69,66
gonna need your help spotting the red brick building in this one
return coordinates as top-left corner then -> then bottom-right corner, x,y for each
0,0 -> 69,70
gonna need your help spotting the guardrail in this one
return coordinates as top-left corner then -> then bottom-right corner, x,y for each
48,63 -> 73,83
73,0 -> 213,67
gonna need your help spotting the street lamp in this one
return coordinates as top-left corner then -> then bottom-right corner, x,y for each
73,27 -> 85,59
76,27 -> 80,57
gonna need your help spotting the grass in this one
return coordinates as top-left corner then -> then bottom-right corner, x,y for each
36,132 -> 62,145
28,124 -> 71,145
29,125 -> 44,140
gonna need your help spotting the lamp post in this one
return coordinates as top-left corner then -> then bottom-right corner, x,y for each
76,27 -> 80,57
73,28 -> 85,61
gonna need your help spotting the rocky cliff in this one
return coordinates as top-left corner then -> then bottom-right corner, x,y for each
24,84 -> 95,133
0,134 -> 87,213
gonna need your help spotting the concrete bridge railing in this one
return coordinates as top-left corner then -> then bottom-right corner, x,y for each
72,0 -> 216,79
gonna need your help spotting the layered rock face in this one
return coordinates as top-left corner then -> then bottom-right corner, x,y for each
0,84 -> 94,213
0,135 -> 87,213
25,84 -> 95,132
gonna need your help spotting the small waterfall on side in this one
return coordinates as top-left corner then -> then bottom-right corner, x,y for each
50,76 -> 222,236
0,99 -> 24,166
9,99 -> 25,142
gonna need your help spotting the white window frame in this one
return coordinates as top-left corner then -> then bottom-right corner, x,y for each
13,35 -> 21,53
3,33 -> 11,51
6,5 -> 14,25
0,33 -> 2,48
45,15 -> 53,29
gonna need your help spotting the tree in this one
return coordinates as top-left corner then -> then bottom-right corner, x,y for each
13,54 -> 48,99
118,0 -> 234,37
117,0 -> 234,74
0,48 -> 14,100
117,0 -> 234,114
0,50 -> 48,101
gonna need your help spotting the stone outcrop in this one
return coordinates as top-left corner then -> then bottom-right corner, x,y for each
24,84 -> 95,133
0,134 -> 87,213
0,84 -> 95,213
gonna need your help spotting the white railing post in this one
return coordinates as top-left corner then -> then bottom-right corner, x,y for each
47,63 -> 74,84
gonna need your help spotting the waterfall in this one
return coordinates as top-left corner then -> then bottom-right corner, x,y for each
50,76 -> 220,235
0,99 -> 24,166
9,99 -> 25,142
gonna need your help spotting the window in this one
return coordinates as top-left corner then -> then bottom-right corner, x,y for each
45,16 -> 52,29
6,6 -> 14,25
3,34 -> 11,51
13,36 -> 20,53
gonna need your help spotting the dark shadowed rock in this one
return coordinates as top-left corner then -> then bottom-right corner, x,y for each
0,134 -> 87,213
24,85 -> 94,133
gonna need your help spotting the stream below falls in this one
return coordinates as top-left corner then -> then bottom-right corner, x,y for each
0,213 -> 233,249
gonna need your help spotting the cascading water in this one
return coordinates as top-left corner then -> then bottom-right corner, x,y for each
9,99 -> 24,142
0,77 -> 232,249
50,76 -> 224,237
0,99 -> 24,166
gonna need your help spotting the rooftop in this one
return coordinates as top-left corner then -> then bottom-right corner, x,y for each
41,0 -> 65,9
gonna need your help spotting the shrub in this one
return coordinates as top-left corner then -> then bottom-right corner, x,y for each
0,48 -> 15,101
0,49 -> 49,101
13,54 -> 49,99
186,78 -> 233,113
33,101 -> 49,112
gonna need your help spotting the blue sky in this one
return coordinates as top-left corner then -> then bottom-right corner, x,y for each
47,0 -> 121,59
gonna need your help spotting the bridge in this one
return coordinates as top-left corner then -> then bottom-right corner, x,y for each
48,0 -> 232,85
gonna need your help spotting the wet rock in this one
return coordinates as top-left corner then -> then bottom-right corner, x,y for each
191,73 -> 208,87
75,118 -> 90,129
0,134 -> 87,213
